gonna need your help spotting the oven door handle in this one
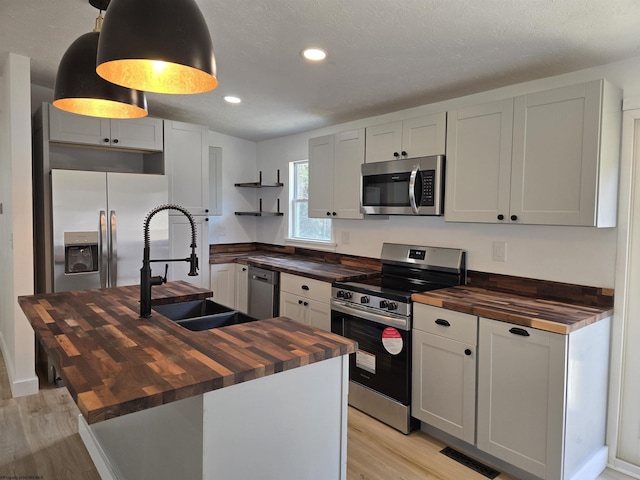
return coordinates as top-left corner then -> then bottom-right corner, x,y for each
408,164 -> 420,214
331,300 -> 410,331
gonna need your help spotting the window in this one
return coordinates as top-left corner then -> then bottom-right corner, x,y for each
289,160 -> 331,242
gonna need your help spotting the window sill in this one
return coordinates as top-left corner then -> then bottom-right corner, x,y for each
285,238 -> 337,252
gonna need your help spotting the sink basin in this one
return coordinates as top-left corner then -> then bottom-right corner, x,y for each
173,311 -> 258,331
152,299 -> 258,331
152,299 -> 234,321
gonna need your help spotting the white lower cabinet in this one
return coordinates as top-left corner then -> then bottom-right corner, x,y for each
209,263 -> 249,313
412,306 -> 611,480
412,304 -> 477,444
476,316 -> 611,480
235,264 -> 249,314
279,273 -> 331,331
209,263 -> 236,308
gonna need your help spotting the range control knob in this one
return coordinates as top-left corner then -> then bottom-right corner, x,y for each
336,290 -> 345,298
379,300 -> 388,308
360,295 -> 370,304
387,301 -> 398,311
343,291 -> 352,300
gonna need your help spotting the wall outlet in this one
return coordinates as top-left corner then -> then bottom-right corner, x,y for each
493,241 -> 507,262
341,231 -> 351,245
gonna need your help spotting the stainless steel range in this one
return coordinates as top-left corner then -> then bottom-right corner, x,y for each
330,243 -> 466,434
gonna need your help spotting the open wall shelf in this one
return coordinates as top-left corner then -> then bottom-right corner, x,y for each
235,198 -> 283,217
234,170 -> 283,188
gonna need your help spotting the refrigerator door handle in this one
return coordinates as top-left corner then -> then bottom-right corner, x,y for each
100,210 -> 108,288
110,210 -> 117,288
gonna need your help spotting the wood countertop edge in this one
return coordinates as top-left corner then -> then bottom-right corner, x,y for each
412,288 -> 613,335
209,252 -> 380,282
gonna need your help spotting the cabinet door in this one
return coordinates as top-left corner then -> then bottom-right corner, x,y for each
333,129 -> 364,219
445,99 -> 513,223
401,113 -> 446,157
365,121 -> 403,163
210,263 -> 236,308
110,117 -> 163,151
168,215 -> 209,288
511,81 -> 602,226
280,291 -> 306,324
49,106 -> 110,147
235,264 -> 249,314
308,134 -> 335,218
306,298 -> 331,332
164,120 -> 209,215
412,329 -> 476,444
477,318 -> 567,478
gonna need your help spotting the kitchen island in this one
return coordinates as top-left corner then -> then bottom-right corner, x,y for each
18,281 -> 357,480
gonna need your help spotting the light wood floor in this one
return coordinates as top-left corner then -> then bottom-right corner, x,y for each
0,351 -> 636,479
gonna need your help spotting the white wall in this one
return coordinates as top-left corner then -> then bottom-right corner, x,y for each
255,55 -> 640,289
0,53 -> 38,397
208,130 -> 258,245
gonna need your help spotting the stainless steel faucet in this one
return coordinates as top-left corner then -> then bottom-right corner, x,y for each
140,204 -> 198,318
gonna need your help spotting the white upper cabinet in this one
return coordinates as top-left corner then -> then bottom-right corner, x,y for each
164,120 -> 209,216
365,112 -> 446,163
48,106 -> 163,151
309,129 -> 365,219
445,99 -> 514,223
445,80 -> 622,227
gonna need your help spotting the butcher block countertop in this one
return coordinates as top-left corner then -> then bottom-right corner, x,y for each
412,286 -> 613,334
18,281 -> 357,425
211,251 -> 380,283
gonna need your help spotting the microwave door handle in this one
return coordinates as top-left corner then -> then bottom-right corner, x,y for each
99,210 -> 108,288
408,165 -> 420,214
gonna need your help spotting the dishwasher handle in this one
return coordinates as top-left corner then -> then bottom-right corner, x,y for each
252,273 -> 270,282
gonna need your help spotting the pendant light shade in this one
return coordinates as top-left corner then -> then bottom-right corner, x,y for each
96,0 -> 218,95
53,31 -> 148,118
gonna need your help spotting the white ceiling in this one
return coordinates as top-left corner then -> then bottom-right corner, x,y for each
3,0 -> 640,142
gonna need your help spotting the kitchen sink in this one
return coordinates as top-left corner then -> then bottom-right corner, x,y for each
152,299 -> 258,331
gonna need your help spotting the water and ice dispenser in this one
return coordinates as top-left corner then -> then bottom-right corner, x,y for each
64,231 -> 99,274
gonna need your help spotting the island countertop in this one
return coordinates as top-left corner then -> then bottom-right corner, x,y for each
18,281 -> 357,424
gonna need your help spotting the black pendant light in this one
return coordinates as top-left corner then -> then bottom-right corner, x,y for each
53,0 -> 148,119
96,0 -> 218,95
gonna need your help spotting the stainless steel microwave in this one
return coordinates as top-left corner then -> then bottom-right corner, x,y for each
360,155 -> 445,215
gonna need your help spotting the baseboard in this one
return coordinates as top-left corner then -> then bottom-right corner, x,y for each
568,446 -> 608,480
78,414 -> 120,480
0,332 -> 39,398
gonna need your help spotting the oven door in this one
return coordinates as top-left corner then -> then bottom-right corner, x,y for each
331,302 -> 411,405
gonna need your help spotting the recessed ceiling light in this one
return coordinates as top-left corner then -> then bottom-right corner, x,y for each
302,48 -> 327,62
224,95 -> 241,104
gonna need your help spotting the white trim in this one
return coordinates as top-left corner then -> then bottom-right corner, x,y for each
285,238 -> 337,251
608,108 -> 640,473
0,331 -> 39,398
608,458 -> 640,479
78,414 -> 120,480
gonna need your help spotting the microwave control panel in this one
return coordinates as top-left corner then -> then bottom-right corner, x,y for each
420,170 -> 435,206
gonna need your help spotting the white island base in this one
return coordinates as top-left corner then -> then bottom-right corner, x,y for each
79,355 -> 349,480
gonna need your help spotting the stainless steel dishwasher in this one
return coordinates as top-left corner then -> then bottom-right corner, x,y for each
248,266 -> 280,320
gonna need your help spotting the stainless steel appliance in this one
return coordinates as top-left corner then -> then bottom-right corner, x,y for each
361,155 -> 445,215
50,169 -> 169,292
331,243 -> 466,434
248,266 -> 280,320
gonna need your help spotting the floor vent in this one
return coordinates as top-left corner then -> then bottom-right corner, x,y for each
440,447 -> 500,479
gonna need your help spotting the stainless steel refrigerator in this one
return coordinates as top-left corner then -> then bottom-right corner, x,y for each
51,169 -> 169,292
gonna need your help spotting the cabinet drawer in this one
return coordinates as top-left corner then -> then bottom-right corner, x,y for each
280,273 -> 331,304
413,303 -> 477,345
